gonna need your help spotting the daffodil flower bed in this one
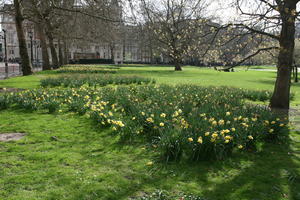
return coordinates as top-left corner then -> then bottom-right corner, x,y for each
56,66 -> 118,74
0,85 -> 288,161
40,75 -> 155,88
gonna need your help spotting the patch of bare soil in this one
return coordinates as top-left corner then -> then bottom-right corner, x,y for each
0,88 -> 23,93
0,133 -> 26,142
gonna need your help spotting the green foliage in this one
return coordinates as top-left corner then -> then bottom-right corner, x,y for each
40,75 -> 155,88
0,93 -> 9,110
0,85 -> 289,161
56,65 -> 118,74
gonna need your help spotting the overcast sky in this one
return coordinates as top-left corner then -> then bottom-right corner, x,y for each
207,0 -> 238,23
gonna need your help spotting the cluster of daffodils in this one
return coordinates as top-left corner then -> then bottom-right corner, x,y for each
0,84 -> 289,161
56,66 -> 118,74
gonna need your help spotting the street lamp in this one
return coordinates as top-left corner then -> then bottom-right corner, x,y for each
2,29 -> 8,79
28,30 -> 34,66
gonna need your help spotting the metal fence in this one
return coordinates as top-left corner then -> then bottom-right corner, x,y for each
0,63 -> 21,79
0,62 -> 42,80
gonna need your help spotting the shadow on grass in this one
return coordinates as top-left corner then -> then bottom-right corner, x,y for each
250,79 -> 300,89
1,110 -> 299,200
111,136 -> 300,200
200,138 -> 300,200
48,116 -> 300,200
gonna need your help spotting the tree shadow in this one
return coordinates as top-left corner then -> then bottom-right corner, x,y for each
70,116 -> 300,200
250,79 -> 300,88
200,136 -> 300,200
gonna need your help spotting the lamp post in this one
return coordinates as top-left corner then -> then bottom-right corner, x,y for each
28,30 -> 34,67
2,29 -> 8,79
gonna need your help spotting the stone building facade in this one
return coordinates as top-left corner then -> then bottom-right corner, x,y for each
0,4 -> 152,65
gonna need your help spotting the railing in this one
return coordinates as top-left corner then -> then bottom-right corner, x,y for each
0,62 -> 42,79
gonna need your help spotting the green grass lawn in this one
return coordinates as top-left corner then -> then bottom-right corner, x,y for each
2,65 -> 299,105
0,65 -> 300,200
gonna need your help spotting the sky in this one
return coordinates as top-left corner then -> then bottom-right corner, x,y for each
207,0 -> 238,23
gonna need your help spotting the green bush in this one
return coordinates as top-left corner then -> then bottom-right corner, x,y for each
0,93 -> 9,110
41,75 -> 155,88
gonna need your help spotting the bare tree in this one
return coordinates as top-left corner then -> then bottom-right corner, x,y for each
140,0 -> 211,71
14,0 -> 33,75
200,0 -> 299,111
217,0 -> 299,110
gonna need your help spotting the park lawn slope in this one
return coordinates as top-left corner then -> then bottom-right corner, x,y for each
1,65 -> 299,105
0,65 -> 299,199
0,109 -> 299,200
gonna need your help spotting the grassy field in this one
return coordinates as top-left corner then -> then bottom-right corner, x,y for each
0,65 -> 299,200
0,65 -> 298,104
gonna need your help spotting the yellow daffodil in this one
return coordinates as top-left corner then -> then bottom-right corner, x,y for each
212,133 -> 218,138
160,113 -> 166,118
146,161 -> 153,166
197,136 -> 203,144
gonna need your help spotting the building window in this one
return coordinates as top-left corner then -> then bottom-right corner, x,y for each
10,50 -> 14,55
117,52 -> 120,59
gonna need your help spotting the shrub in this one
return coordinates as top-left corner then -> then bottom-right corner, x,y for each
0,93 -> 10,110
41,75 -> 155,88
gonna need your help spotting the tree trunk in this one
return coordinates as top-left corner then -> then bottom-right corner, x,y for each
45,21 -> 59,69
296,65 -> 298,83
63,41 -> 68,65
36,23 -> 50,70
14,0 -> 32,76
270,2 -> 296,110
58,39 -> 64,66
174,59 -> 182,71
110,45 -> 115,63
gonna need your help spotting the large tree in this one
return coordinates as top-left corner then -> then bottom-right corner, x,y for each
212,0 -> 299,110
14,0 -> 33,75
140,0 -> 212,71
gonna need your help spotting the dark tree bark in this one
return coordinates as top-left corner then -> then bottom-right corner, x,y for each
295,65 -> 298,83
14,0 -> 33,76
63,41 -> 69,65
110,44 -> 115,63
36,23 -> 51,70
270,1 -> 297,110
58,39 -> 64,66
45,21 -> 59,69
174,58 -> 182,71
175,63 -> 182,71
